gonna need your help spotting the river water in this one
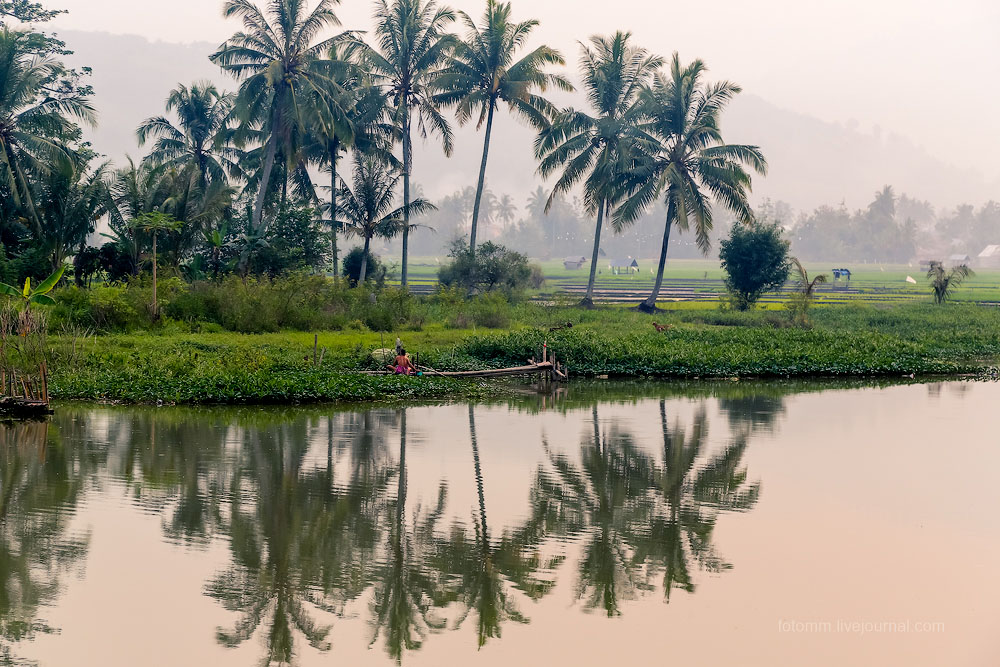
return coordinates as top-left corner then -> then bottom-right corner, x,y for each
1,380 -> 997,666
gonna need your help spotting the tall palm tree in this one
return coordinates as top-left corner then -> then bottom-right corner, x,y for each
34,155 -> 115,270
299,45 -> 398,277
492,193 -> 516,233
536,32 -> 662,307
337,155 -> 435,284
362,0 -> 458,285
0,28 -> 96,234
615,54 -> 767,312
136,81 -> 241,188
211,0 -> 352,233
438,0 -> 570,254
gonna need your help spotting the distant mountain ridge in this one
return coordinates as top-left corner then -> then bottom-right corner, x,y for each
61,30 -> 997,214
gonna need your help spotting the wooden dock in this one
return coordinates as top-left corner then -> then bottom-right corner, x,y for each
0,396 -> 53,417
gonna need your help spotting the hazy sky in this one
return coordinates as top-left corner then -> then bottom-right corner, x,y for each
48,0 -> 1000,180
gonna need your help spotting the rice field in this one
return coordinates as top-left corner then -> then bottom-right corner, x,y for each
397,257 -> 1000,307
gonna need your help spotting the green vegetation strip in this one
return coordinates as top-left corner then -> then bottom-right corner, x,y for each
45,302 -> 1000,404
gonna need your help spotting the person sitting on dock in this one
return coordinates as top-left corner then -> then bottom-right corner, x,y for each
392,348 -> 417,375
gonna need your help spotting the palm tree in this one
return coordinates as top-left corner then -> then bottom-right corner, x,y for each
362,0 -> 458,285
211,0 -> 352,233
438,0 -> 570,253
536,32 -> 662,307
495,193 -> 516,231
615,54 -> 767,313
337,155 -> 435,284
788,257 -> 827,324
927,260 -> 973,304
130,211 -> 182,319
300,45 -> 398,277
136,82 -> 241,189
31,150 -> 114,271
0,28 -> 96,234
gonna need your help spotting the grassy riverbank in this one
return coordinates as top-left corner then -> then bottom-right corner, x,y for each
46,301 -> 1000,404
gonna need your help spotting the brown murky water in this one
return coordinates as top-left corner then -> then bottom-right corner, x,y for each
1,380 -> 998,666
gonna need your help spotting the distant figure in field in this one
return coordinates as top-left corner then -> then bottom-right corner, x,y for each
652,322 -> 672,333
392,348 -> 416,375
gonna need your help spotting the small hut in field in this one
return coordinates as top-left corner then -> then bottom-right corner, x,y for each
609,258 -> 639,275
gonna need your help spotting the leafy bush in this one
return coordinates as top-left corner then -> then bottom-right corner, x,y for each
342,247 -> 387,287
98,243 -> 136,283
254,205 -> 330,276
719,222 -> 791,310
438,240 -> 531,296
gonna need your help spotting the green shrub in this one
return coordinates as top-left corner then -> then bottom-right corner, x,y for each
719,222 -> 791,310
342,247 -> 387,287
438,240 -> 531,296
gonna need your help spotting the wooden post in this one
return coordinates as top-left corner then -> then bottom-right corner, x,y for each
313,334 -> 319,366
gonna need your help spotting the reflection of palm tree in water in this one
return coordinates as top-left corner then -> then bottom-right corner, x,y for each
0,421 -> 97,665
435,406 -> 557,647
370,408 -> 451,663
540,401 -> 761,615
641,400 -> 760,601
208,417 -> 392,665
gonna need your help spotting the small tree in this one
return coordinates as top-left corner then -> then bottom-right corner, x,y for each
342,247 -> 387,287
927,261 -> 973,304
130,212 -> 182,319
719,222 -> 790,311
786,257 -> 827,325
438,240 -> 531,296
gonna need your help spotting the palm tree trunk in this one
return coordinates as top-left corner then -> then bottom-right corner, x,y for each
401,108 -> 412,287
639,218 -> 672,313
151,230 -> 158,320
329,144 -> 339,279
252,131 -> 278,232
469,405 -> 488,540
582,200 -> 606,307
359,235 -> 371,285
469,103 -> 496,256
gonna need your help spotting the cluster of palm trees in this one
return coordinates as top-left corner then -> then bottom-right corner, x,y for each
3,0 -> 765,306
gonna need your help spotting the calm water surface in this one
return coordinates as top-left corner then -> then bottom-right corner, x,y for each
1,381 -> 998,666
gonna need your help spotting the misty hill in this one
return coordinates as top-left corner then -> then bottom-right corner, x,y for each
62,30 -> 996,215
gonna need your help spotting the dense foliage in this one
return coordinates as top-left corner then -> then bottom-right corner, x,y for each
438,239 -> 532,295
719,221 -> 791,310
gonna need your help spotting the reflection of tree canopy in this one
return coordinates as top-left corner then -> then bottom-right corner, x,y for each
110,409 -> 231,546
2,398 -> 765,664
207,416 -> 393,666
0,420 -> 100,666
717,394 -> 786,435
536,401 -> 761,615
431,406 -> 560,648
369,410 -> 453,662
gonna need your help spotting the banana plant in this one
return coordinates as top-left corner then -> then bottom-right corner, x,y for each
0,266 -> 65,307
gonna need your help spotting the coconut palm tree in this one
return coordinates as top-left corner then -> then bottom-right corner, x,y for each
362,0 -> 458,285
33,155 -> 115,271
615,54 -> 767,312
337,155 -> 434,285
437,0 -> 570,254
0,27 -> 96,234
495,193 -> 516,230
536,33 -> 662,307
299,45 -> 398,277
211,0 -> 353,233
136,82 -> 241,189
